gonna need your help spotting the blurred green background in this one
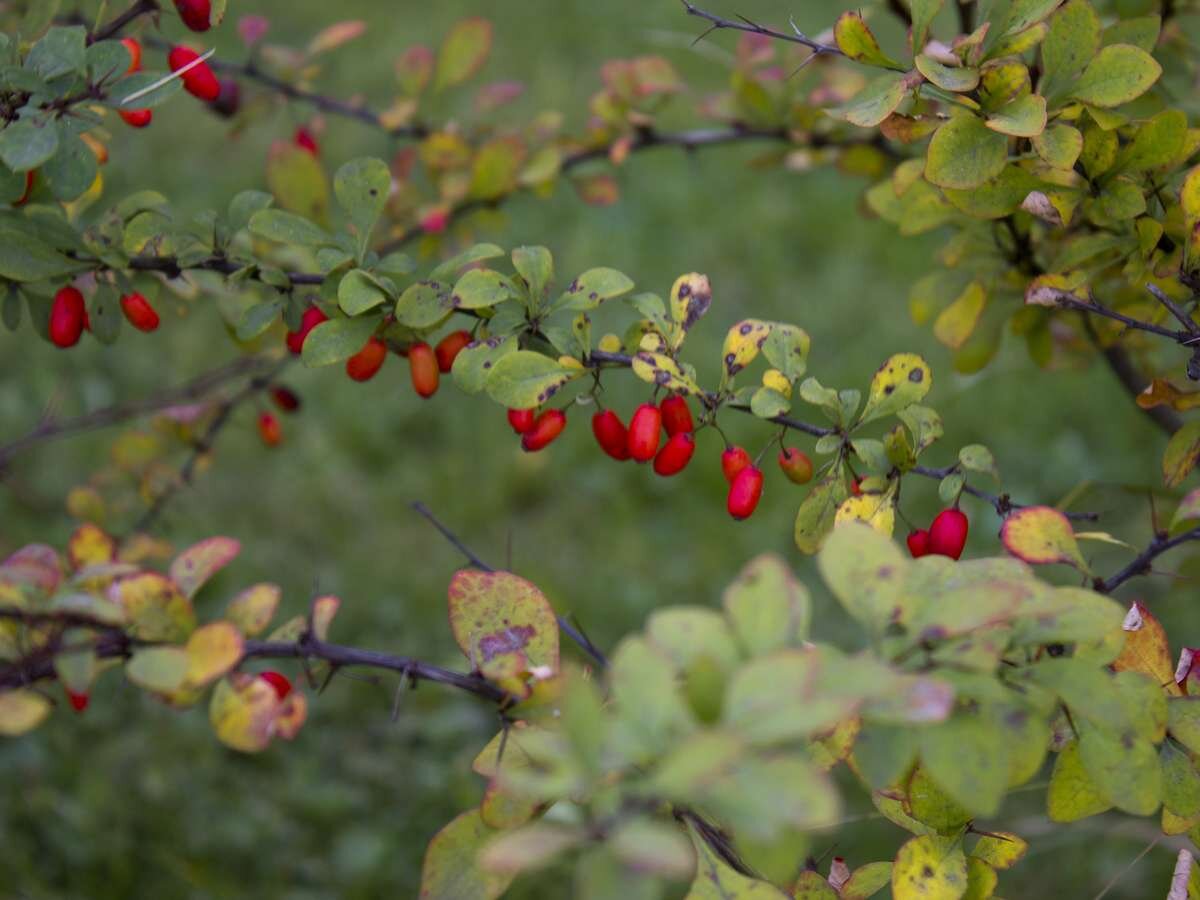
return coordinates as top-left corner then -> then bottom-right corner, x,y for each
0,0 -> 1190,897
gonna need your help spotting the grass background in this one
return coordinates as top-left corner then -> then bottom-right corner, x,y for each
0,0 -> 1189,896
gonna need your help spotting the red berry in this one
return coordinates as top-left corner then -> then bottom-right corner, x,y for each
435,330 -> 471,373
270,385 -> 301,412
592,409 -> 630,461
294,127 -> 319,156
119,292 -> 159,331
778,447 -> 813,485
259,670 -> 292,700
721,446 -> 751,483
174,0 -> 212,31
65,688 -> 89,713
258,412 -> 282,447
906,529 -> 931,558
118,108 -> 152,128
346,336 -> 387,382
660,394 -> 693,436
408,341 -> 439,398
727,466 -> 764,520
521,409 -> 566,452
928,508 -> 969,560
850,476 -> 864,496
121,38 -> 142,74
168,45 -> 220,101
627,403 -> 662,463
507,408 -> 535,434
49,286 -> 86,348
285,306 -> 328,354
653,432 -> 695,476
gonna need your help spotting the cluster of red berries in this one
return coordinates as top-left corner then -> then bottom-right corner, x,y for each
285,304 -> 471,393
48,286 -> 160,348
906,508 -> 970,560
506,395 -> 816,521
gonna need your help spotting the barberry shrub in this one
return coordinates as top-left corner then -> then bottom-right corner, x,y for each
5,0 -> 1200,897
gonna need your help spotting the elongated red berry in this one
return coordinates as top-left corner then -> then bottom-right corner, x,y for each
49,286 -> 86,348
654,432 -> 695,476
928,508 -> 969,560
65,688 -> 89,712
778,447 -> 813,485
592,409 -> 630,460
270,386 -> 301,412
346,337 -> 387,382
120,292 -> 159,331
295,127 -> 319,156
508,408 -> 535,434
259,670 -> 292,700
121,38 -> 142,74
721,446 -> 751,483
285,306 -> 328,354
727,465 -> 764,520
907,529 -> 931,558
521,409 -> 566,452
435,330 -> 471,373
660,394 -> 693,436
408,341 -> 439,398
168,45 -> 220,101
118,108 -> 152,128
627,403 -> 662,463
258,412 -> 282,447
174,0 -> 212,31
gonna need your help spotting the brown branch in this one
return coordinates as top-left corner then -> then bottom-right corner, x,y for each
88,0 -> 159,45
1096,524 -> 1200,594
126,254 -> 325,287
910,464 -> 1098,522
1082,317 -> 1184,436
678,1 -> 844,58
0,355 -> 276,471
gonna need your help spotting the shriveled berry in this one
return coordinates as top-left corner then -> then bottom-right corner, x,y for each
259,670 -> 292,700
49,286 -> 86,348
521,409 -> 566,452
592,409 -> 630,460
507,408 -> 535,434
121,38 -> 142,74
258,412 -> 282,447
119,108 -> 152,128
66,688 -> 89,712
906,529 -> 931,558
285,306 -> 328,354
209,79 -> 241,117
929,508 -> 969,560
777,447 -> 813,485
168,45 -> 220,101
119,292 -> 159,332
653,432 -> 695,476
294,127 -> 319,156
727,466 -> 764,520
408,341 -> 439,398
721,446 -> 751,483
627,403 -> 662,463
660,394 -> 693,436
435,330 -> 471,373
346,337 -> 387,382
174,0 -> 212,31
270,386 -> 301,412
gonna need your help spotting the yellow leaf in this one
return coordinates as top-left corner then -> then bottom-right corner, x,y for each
999,505 -> 1090,573
834,12 -> 901,69
185,621 -> 245,687
1181,165 -> 1200,221
67,523 -> 116,570
311,594 -> 341,641
933,281 -> 986,349
860,352 -> 933,424
225,583 -> 281,637
835,492 -> 896,537
970,832 -> 1028,870
892,834 -> 968,900
668,273 -> 712,349
1138,378 -> 1200,412
1047,739 -> 1112,822
720,319 -> 771,382
631,351 -> 702,395
1113,601 -> 1181,695
0,689 -> 52,736
111,572 -> 196,642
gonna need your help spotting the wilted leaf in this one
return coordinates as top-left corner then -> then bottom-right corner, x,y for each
1000,506 -> 1089,572
169,537 -> 240,599
448,569 -> 559,674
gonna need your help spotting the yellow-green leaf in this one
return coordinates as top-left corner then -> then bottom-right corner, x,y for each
842,73 -> 909,129
915,54 -> 979,92
434,18 -> 493,91
684,822 -> 789,898
225,583 -> 280,637
933,281 -> 986,349
0,688 -> 52,735
891,834 -> 968,900
169,536 -> 241,600
185,621 -> 244,687
1164,421 -> 1200,488
860,352 -> 933,424
1069,43 -> 1162,108
1000,506 -> 1089,572
111,572 -> 196,642
925,115 -> 1009,190
985,93 -> 1046,137
632,350 -> 702,395
1047,739 -> 1112,821
834,12 -> 901,69
484,350 -> 580,408
1112,601 -> 1180,694
447,569 -> 559,673
1032,124 -> 1083,169
126,646 -> 189,693
971,832 -> 1028,870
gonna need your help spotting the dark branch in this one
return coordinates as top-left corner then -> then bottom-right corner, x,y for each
911,464 -> 1098,523
678,1 -> 844,58
88,0 -> 159,45
1097,525 -> 1200,594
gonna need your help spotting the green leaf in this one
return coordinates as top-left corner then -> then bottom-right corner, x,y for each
0,689 -> 51,736
452,334 -> 518,394
1002,0 -> 1062,34
762,323 -> 810,381
266,142 -> 329,225
42,130 -> 97,201
910,0 -> 945,54
721,554 -> 811,656
1069,44 -> 1162,108
558,267 -> 635,311
434,18 -> 493,91
394,280 -> 453,329
338,269 -> 391,316
841,73 -> 908,129
26,26 -> 86,80
0,118 -> 59,172
126,646 -> 189,693
333,157 -> 390,251
430,243 -> 504,281
610,636 -> 696,760
453,268 -> 516,309
750,387 -> 789,418
300,316 -> 380,367
447,569 -> 558,672
925,115 -> 1009,190
684,822 -> 789,898
484,350 -> 580,408
236,298 -> 285,340
891,834 -> 968,900
860,352 -> 933,424
915,55 -> 979,92
919,706 -> 1011,817
103,71 -> 184,109
512,245 -> 553,303
1161,739 -> 1200,818
248,209 -> 333,247
1077,721 -> 1161,815
842,862 -> 893,900
0,223 -> 87,282
959,444 -> 998,480
1113,109 -> 1187,173
794,475 -> 847,554
1032,124 -> 1083,169
817,522 -> 907,632
834,12 -> 900,69
227,190 -> 273,233
419,810 -> 512,900
985,93 -> 1046,137
1164,421 -> 1200,488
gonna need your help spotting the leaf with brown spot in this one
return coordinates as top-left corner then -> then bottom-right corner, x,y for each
169,536 -> 241,600
1113,601 -> 1181,695
448,570 -> 559,676
859,352 -> 933,425
667,273 -> 711,350
719,318 -> 771,387
631,351 -> 702,395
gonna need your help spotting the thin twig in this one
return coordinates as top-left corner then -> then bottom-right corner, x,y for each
678,1 -> 844,58
1096,525 -> 1200,594
88,0 -> 158,45
911,465 -> 1099,523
